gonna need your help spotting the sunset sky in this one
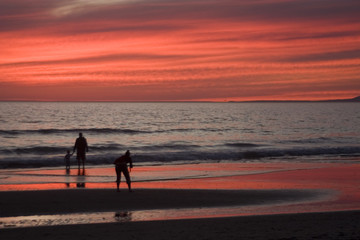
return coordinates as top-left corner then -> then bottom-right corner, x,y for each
1,0 -> 360,101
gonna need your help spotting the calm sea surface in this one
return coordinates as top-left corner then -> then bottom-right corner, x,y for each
0,102 -> 359,168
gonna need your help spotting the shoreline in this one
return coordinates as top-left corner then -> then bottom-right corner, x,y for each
1,162 -> 360,215
1,162 -> 360,239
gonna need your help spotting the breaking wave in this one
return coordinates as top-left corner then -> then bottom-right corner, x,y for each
1,144 -> 360,169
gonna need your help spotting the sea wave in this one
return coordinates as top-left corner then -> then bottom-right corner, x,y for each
225,143 -> 260,148
0,128 -> 149,135
0,127 -> 239,136
0,145 -> 360,169
0,144 -> 126,155
0,142 -> 256,156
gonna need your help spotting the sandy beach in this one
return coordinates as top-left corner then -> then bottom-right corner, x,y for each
0,188 -> 359,240
1,162 -> 360,239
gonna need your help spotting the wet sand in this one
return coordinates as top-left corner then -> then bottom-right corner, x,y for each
1,162 -> 360,239
1,188 -> 359,240
2,210 -> 360,240
0,188 -> 325,217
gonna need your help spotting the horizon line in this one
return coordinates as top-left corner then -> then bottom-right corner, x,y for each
0,95 -> 359,103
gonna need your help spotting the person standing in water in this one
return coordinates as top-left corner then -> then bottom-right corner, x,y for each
114,150 -> 133,192
73,133 -> 89,170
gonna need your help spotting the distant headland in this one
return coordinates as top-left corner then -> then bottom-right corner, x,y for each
229,96 -> 360,103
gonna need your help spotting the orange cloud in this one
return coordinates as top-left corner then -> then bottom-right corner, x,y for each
0,0 -> 360,101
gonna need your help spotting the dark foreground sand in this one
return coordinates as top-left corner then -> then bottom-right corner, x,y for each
0,188 -> 324,217
1,188 -> 359,239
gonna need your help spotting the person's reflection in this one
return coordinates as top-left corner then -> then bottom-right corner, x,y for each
65,169 -> 70,188
114,211 -> 132,222
76,168 -> 86,188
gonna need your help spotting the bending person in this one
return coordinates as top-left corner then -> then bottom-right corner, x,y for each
114,150 -> 133,192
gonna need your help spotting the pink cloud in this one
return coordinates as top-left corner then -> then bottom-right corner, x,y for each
0,0 -> 360,101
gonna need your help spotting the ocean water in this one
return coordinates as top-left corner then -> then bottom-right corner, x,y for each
0,102 -> 359,168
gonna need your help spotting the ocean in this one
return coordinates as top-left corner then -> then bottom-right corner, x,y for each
0,102 -> 359,169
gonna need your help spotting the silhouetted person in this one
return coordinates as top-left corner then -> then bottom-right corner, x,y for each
114,150 -> 133,192
73,133 -> 89,169
64,150 -> 73,170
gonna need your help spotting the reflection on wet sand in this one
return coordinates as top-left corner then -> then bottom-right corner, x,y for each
64,168 -> 86,188
0,191 -> 332,230
76,168 -> 86,188
115,212 -> 132,222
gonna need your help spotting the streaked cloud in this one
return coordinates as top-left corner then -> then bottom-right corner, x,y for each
0,0 -> 359,101
52,0 -> 139,17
